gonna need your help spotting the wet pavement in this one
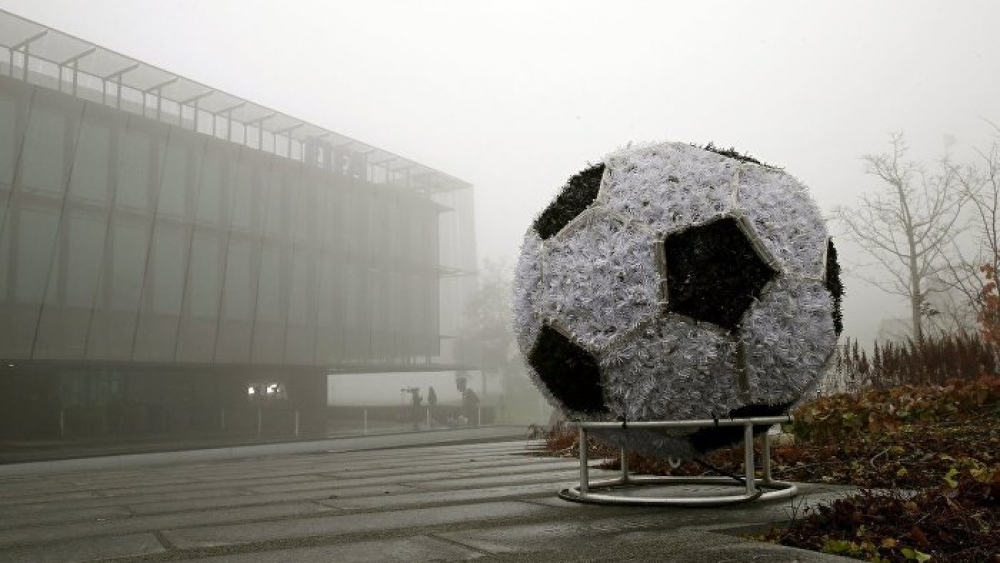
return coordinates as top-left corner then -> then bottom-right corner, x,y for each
0,431 -> 858,562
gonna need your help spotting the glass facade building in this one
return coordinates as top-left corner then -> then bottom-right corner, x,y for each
0,10 -> 476,442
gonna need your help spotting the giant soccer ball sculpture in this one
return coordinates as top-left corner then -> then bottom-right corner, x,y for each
513,141 -> 843,460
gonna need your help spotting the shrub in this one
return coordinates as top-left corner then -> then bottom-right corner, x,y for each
824,334 -> 996,392
792,375 -> 1000,444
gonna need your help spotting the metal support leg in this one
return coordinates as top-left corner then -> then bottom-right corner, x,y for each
743,422 -> 755,497
761,426 -> 773,485
558,416 -> 798,506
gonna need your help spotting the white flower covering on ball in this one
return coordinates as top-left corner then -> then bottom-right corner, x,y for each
736,166 -> 828,279
599,143 -> 737,235
602,315 -> 741,422
512,229 -> 544,354
514,141 -> 841,458
541,208 -> 659,352
741,278 -> 837,404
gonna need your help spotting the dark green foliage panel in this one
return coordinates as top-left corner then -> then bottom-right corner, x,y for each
533,163 -> 605,240
663,217 -> 777,332
528,324 -> 608,415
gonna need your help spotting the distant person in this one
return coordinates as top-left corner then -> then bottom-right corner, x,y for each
463,388 -> 480,425
409,388 -> 422,430
427,386 -> 437,428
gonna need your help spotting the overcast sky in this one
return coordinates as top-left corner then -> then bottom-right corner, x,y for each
3,0 -> 999,344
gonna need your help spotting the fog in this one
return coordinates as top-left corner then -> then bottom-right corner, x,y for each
5,0 -> 998,345
328,372 -> 477,406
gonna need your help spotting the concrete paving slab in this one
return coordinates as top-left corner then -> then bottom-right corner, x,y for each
523,482 -> 856,513
433,508 -> 861,563
242,470 -> 463,494
443,526 -> 858,563
99,486 -> 249,505
0,502 -> 333,547
0,505 -> 132,529
316,456 -> 579,479
523,495 -> 624,509
0,489 -> 101,506
245,459 -> 580,495
405,469 -> 619,490
162,501 -> 551,549
319,482 -> 569,510
169,535 -> 482,563
128,484 -> 415,515
0,495 -> 124,517
0,435 -> 863,563
0,532 -> 164,563
0,427 -> 528,477
83,473 -> 326,498
436,512 -> 716,554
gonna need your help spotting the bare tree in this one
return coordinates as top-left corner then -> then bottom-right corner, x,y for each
837,132 -> 965,343
937,121 -> 1000,328
456,259 -> 517,396
455,259 -> 546,423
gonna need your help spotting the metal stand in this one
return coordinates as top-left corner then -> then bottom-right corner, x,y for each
558,416 -> 798,507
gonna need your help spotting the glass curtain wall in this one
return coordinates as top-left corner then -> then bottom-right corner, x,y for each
0,73 -> 454,367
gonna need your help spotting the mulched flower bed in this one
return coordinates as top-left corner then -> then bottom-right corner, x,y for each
535,376 -> 1000,563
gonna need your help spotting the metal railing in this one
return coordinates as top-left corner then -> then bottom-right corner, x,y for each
0,9 -> 470,194
559,416 -> 799,506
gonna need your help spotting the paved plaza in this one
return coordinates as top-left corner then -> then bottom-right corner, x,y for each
0,429 -> 857,563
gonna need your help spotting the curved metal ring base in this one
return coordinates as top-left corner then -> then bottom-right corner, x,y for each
558,475 -> 798,507
559,416 -> 800,507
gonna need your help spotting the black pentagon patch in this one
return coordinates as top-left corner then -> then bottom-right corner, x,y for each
528,324 -> 608,415
533,163 -> 605,240
825,239 -> 844,336
688,402 -> 792,454
663,217 -> 777,332
700,141 -> 770,167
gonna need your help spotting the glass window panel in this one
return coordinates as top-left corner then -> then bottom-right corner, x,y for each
384,193 -> 400,262
288,251 -> 311,324
316,257 -> 340,328
294,175 -> 317,243
233,152 -> 269,233
149,226 -> 186,314
221,241 -> 253,320
344,188 -> 361,257
426,206 -> 440,267
404,273 -> 420,336
389,271 -> 402,331
263,164 -> 290,238
255,246 -> 284,322
347,263 -> 369,331
109,219 -> 149,311
64,211 -> 107,307
0,181 -> 9,259
0,198 -> 11,301
0,89 -> 28,185
157,135 -> 195,218
318,182 -> 344,255
405,200 -> 423,260
196,152 -> 222,224
186,231 -> 223,318
67,107 -> 113,204
195,143 -> 234,226
372,191 -> 387,260
15,205 -> 60,304
20,100 -> 76,194
115,129 -> 156,211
